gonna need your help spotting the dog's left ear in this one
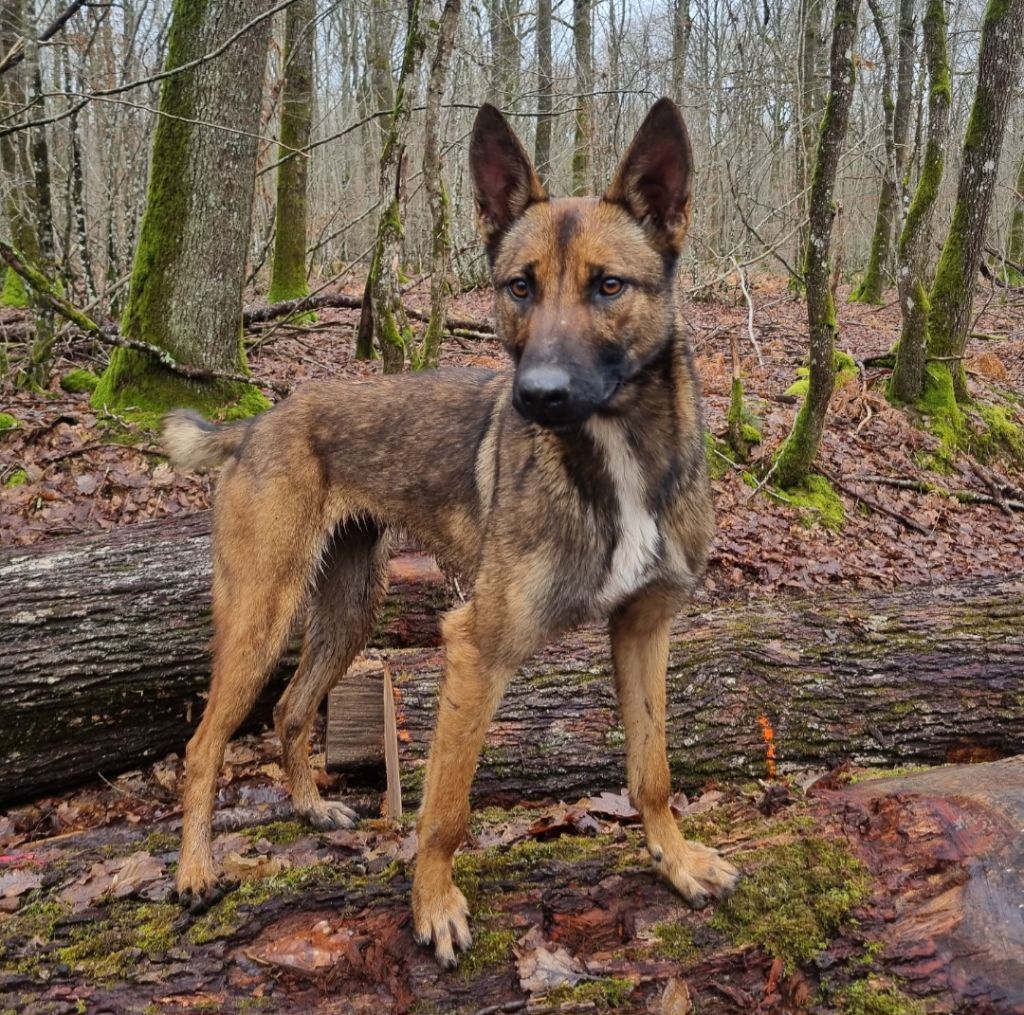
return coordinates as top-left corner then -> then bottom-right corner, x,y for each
604,98 -> 694,255
470,104 -> 547,252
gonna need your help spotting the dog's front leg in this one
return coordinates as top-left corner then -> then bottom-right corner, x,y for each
413,602 -> 514,968
610,592 -> 740,907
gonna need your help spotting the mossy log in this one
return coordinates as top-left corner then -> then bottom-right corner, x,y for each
2,512 -> 1022,805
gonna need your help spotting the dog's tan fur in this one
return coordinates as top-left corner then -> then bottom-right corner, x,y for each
164,98 -> 738,968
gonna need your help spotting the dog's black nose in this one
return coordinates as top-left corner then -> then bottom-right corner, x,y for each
516,365 -> 571,411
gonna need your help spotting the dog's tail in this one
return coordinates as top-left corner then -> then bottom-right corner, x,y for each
162,409 -> 249,471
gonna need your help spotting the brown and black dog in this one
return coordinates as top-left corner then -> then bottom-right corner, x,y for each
162,98 -> 739,968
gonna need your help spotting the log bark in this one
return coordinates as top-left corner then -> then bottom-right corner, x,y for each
3,513 -> 1022,807
0,515 -> 450,804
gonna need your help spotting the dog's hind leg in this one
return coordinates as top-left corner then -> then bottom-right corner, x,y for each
177,481 -> 320,908
274,518 -> 390,830
609,589 -> 740,908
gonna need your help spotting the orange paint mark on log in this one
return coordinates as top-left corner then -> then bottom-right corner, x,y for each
758,714 -> 777,780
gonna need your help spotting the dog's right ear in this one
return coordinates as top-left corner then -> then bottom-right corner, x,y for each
470,104 -> 546,253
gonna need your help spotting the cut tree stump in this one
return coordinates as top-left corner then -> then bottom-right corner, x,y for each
824,756 -> 1024,1010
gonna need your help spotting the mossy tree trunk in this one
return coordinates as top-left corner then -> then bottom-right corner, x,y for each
850,0 -> 901,305
268,0 -> 315,306
362,0 -> 426,374
1004,148 -> 1024,283
925,0 -> 1024,404
0,0 -> 39,314
18,8 -> 57,390
571,0 -> 593,196
892,0 -> 915,212
890,0 -> 950,404
417,0 -> 460,370
774,0 -> 860,489
533,0 -> 553,186
91,0 -> 273,418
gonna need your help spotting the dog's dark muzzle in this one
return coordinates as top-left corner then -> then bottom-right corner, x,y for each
513,360 -> 619,428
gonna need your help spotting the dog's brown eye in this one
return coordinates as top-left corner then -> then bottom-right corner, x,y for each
600,277 -> 624,297
508,278 -> 530,300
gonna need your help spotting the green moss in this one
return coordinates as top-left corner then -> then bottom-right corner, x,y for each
706,432 -> 739,479
976,403 -> 1024,463
141,830 -> 180,854
453,835 -> 614,905
0,412 -> 19,430
785,366 -> 811,399
0,897 -> 69,971
459,924 -> 517,979
849,764 -> 932,784
60,368 -> 100,394
186,862 -> 352,944
837,979 -> 926,1015
55,901 -> 178,980
543,978 -> 634,1010
240,820 -> 305,846
4,468 -> 27,487
652,920 -> 695,962
782,473 -> 846,530
91,348 -> 270,427
1,267 -> 30,307
710,834 -> 871,971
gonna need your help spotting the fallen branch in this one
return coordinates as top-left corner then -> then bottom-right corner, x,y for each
820,468 -> 930,534
0,240 -> 289,396
856,473 -> 1024,512
241,291 -> 495,336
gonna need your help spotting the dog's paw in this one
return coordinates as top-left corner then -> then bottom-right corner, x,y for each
299,799 -> 359,831
650,838 -> 740,909
174,866 -> 231,914
412,879 -> 472,969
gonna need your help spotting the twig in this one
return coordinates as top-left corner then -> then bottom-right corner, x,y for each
819,468 -> 929,534
0,240 -> 288,396
730,255 -> 763,365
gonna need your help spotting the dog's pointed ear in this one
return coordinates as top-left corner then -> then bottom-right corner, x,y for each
604,98 -> 694,254
470,104 -> 546,251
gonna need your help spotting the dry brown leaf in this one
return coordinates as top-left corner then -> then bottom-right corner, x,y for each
515,925 -> 588,994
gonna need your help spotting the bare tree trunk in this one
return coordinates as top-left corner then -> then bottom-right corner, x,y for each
365,0 -> 426,373
533,0 -> 553,186
486,0 -> 519,108
671,0 -> 692,107
571,0 -> 593,196
775,0 -> 860,488
892,0 -> 915,215
268,0 -> 315,305
418,0 -> 460,369
890,0 -> 949,404
91,0 -> 273,417
1006,148 -> 1024,282
925,0 -> 1024,403
851,0 -> 898,304
795,0 -> 825,275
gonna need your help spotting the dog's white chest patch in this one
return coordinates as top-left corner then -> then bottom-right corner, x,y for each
588,418 -> 660,610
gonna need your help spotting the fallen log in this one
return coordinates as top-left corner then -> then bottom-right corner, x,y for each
0,514 -> 450,804
2,513 -> 1022,806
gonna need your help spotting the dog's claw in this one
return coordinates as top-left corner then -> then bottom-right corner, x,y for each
175,874 -> 235,914
412,881 -> 472,969
300,799 -> 358,831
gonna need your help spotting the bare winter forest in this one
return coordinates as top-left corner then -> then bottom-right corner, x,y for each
2,0 -> 1024,1013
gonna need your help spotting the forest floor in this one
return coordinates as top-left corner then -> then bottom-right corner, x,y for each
2,276 -> 1024,1013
